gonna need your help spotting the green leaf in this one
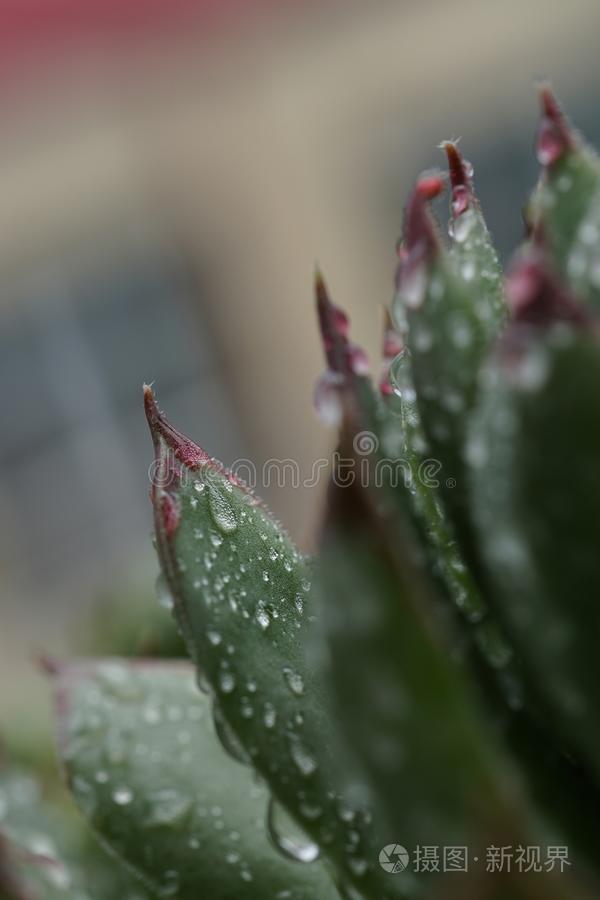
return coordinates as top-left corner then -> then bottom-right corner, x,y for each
387,346 -> 485,625
144,386 -> 394,898
393,166 -> 505,569
530,88 -> 600,307
469,320 -> 600,784
317,430 -> 592,899
54,659 -> 340,900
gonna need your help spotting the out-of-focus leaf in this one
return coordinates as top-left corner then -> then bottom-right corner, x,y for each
530,88 -> 600,307
318,421 -> 591,899
469,309 -> 600,787
393,167 -> 505,570
53,659 -> 340,900
0,762 -> 150,900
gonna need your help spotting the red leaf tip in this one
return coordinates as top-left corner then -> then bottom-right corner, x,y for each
143,384 -> 209,470
415,172 -> 446,201
441,141 -> 474,217
537,85 -> 576,168
314,270 -> 368,376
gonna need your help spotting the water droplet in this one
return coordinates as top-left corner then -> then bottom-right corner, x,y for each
143,705 -> 162,725
218,671 -> 236,694
314,370 -> 345,427
263,703 -> 277,729
400,263 -> 426,309
460,260 -> 476,282
213,702 -> 250,764
449,208 -> 476,243
256,607 -> 271,630
207,629 -> 222,646
283,667 -> 304,696
208,483 -> 238,534
288,735 -> 318,777
348,344 -> 370,375
240,697 -> 254,719
537,118 -> 568,167
156,573 -> 174,611
267,797 -> 320,862
147,788 -> 192,827
112,786 -> 133,806
451,184 -> 469,217
299,800 -> 322,821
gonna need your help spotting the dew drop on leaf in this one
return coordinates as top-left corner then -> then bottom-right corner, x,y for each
282,667 -> 305,696
267,796 -> 320,862
112,786 -> 134,806
146,788 -> 192,827
207,483 -> 238,534
288,735 -> 318,777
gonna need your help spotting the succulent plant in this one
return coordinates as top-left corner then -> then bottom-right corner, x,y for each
4,86 -> 600,900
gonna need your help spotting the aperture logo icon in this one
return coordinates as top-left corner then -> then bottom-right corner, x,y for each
379,844 -> 409,873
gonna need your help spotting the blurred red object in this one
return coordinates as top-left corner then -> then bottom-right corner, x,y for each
0,0 -> 304,88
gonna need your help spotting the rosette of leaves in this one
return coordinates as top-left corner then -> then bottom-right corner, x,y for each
34,87 -> 600,900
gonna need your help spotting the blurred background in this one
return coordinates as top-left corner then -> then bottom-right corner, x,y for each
2,0 -> 600,738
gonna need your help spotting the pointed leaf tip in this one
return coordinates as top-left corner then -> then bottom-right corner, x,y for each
143,384 -> 209,470
442,141 -> 468,188
416,172 -> 446,201
442,141 -> 473,217
315,269 -> 348,373
537,85 -> 576,167
314,271 -> 369,378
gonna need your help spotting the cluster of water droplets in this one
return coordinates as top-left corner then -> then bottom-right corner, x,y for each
67,666 -> 303,893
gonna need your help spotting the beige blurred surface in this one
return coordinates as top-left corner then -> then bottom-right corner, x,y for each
2,0 -> 600,727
